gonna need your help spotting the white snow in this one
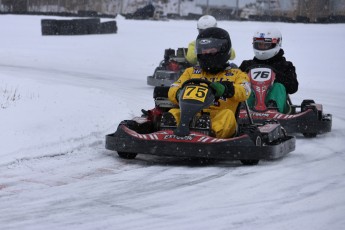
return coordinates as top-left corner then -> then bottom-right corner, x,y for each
0,15 -> 345,230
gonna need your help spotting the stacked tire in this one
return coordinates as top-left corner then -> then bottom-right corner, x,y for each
100,21 -> 117,34
41,18 -> 117,35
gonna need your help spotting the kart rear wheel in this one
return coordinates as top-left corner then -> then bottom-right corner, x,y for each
118,152 -> 137,159
301,99 -> 315,112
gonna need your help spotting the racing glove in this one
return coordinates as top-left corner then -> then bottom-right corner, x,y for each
210,81 -> 235,98
221,81 -> 235,98
210,82 -> 226,98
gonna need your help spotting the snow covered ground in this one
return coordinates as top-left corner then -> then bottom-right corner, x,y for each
0,15 -> 345,230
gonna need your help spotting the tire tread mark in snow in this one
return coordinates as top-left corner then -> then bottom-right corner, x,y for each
0,136 -> 103,169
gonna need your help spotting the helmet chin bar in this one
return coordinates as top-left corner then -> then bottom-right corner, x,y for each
254,48 -> 280,60
198,52 -> 230,73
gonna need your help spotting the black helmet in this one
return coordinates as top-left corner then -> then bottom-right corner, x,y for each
196,27 -> 231,74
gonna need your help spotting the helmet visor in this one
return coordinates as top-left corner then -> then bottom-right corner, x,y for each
196,38 -> 228,55
253,37 -> 279,50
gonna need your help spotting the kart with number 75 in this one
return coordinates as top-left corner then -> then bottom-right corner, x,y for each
106,78 -> 296,165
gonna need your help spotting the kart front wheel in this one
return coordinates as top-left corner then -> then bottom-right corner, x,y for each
118,152 -> 137,159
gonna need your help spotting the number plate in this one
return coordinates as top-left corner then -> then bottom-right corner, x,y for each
182,85 -> 208,102
250,68 -> 272,82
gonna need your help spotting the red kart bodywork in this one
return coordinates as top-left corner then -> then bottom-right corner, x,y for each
238,66 -> 332,137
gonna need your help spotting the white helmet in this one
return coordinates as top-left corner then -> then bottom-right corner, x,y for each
253,28 -> 282,60
197,15 -> 217,31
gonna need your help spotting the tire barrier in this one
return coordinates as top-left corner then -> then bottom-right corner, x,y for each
41,18 -> 117,36
317,15 -> 345,23
41,19 -> 58,35
100,21 -> 117,34
295,16 -> 310,23
123,3 -> 155,20
77,10 -> 98,17
0,11 -> 116,18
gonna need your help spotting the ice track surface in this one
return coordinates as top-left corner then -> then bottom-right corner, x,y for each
0,15 -> 345,230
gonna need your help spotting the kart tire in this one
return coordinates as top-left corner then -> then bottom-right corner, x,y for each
118,152 -> 137,159
303,133 -> 317,138
301,99 -> 315,112
241,159 -> 259,165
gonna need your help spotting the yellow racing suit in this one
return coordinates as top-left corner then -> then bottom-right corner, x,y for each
168,65 -> 251,138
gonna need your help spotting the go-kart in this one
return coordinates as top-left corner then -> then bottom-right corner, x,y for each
238,65 -> 332,137
106,78 -> 296,165
147,48 -> 191,86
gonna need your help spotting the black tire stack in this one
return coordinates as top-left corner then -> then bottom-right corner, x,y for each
100,21 -> 117,34
41,18 -> 117,35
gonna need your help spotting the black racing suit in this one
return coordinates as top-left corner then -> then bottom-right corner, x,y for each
239,49 -> 298,94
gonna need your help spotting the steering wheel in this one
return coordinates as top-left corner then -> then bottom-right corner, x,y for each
180,78 -> 217,95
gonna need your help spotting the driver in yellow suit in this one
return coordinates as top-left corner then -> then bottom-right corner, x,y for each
165,27 -> 250,138
185,15 -> 236,66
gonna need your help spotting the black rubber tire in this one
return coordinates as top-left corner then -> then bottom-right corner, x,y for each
118,152 -> 137,159
301,99 -> 315,112
303,133 -> 317,138
100,21 -> 117,34
41,19 -> 58,35
240,159 -> 260,165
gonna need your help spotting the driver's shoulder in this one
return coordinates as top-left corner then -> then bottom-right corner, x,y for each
239,59 -> 255,71
189,66 -> 202,74
226,66 -> 247,76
